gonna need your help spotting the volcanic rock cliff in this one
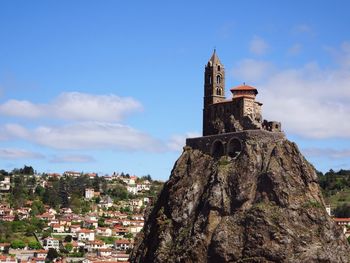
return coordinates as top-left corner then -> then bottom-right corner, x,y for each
131,131 -> 350,263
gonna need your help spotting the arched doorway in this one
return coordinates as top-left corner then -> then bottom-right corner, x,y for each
227,138 -> 242,158
211,140 -> 225,158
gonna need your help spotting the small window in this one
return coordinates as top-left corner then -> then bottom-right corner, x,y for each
216,75 -> 221,84
227,138 -> 242,158
209,75 -> 212,84
211,140 -> 224,158
216,87 -> 221,96
218,65 -> 221,71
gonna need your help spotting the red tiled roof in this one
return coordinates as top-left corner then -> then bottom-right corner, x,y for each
230,84 -> 257,92
115,239 -> 133,244
78,228 -> 94,233
0,243 -> 10,246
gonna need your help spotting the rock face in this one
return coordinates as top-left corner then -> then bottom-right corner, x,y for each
131,131 -> 350,263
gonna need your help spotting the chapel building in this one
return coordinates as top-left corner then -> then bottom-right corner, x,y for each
186,50 -> 282,157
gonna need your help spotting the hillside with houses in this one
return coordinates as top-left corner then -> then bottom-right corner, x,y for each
0,166 -> 163,263
2,167 -> 350,262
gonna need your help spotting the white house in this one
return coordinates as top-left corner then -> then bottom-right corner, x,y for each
97,248 -> 113,257
86,240 -> 106,252
0,176 -> 10,191
0,256 -> 16,263
64,171 -> 82,177
136,182 -> 150,192
0,243 -> 10,252
42,237 -> 59,250
70,225 -> 81,234
52,223 -> 65,233
77,229 -> 95,241
85,188 -> 95,199
127,185 -> 138,195
115,239 -> 134,250
95,227 -> 112,237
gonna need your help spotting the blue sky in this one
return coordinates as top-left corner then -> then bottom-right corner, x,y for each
1,1 -> 350,179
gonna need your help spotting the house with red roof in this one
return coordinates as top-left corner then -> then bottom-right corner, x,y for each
77,228 -> 95,241
0,255 -> 17,263
114,239 -> 134,251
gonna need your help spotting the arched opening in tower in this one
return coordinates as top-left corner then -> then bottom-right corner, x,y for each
227,138 -> 242,158
211,140 -> 225,158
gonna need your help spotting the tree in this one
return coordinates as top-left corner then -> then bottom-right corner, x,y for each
93,176 -> 100,191
98,218 -> 105,227
59,178 -> 69,208
124,232 -> 133,239
25,224 -> 37,236
31,200 -> 45,216
141,174 -> 152,181
10,175 -> 28,208
0,169 -> 9,176
35,185 -> 45,198
64,235 -> 73,242
11,239 -> 25,249
334,204 -> 350,217
64,243 -> 73,253
11,221 -> 26,232
0,222 -> 13,240
109,184 -> 128,200
22,165 -> 34,175
43,182 -> 60,208
29,217 -> 45,233
46,248 -> 59,261
28,241 -> 41,249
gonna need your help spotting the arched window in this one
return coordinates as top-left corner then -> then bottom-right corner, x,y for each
216,75 -> 221,84
216,87 -> 221,96
209,75 -> 212,84
227,138 -> 242,158
218,65 -> 221,71
211,140 -> 225,158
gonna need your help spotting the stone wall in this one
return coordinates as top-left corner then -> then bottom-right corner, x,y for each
186,130 -> 285,157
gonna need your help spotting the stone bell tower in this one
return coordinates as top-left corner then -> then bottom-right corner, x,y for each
203,49 -> 225,136
203,49 -> 225,106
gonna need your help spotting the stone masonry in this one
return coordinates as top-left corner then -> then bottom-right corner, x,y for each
186,50 -> 282,157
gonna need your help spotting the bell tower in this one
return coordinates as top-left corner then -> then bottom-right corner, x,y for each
204,49 -> 225,107
203,50 -> 225,136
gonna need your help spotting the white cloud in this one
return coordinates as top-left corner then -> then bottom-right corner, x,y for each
0,100 -> 43,118
50,154 -> 96,163
233,59 -> 274,83
288,43 -> 302,56
303,148 -> 350,159
234,42 -> 350,138
325,42 -> 350,69
167,132 -> 201,151
0,148 -> 44,160
292,24 -> 314,35
0,123 -> 30,141
0,92 -> 142,122
1,122 -> 165,152
249,36 -> 269,56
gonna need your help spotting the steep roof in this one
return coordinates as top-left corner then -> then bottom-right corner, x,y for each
208,49 -> 222,65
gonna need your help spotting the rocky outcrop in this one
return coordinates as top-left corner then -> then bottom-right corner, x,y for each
131,131 -> 350,263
